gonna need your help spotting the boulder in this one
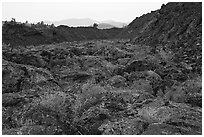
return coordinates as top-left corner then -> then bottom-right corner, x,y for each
164,86 -> 187,103
117,58 -> 130,66
145,70 -> 162,81
124,60 -> 156,73
138,98 -> 173,123
61,71 -> 92,83
131,79 -> 153,95
127,72 -> 146,82
108,75 -> 126,88
145,70 -> 163,96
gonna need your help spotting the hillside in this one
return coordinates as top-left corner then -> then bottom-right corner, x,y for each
2,23 -> 122,47
118,2 -> 202,74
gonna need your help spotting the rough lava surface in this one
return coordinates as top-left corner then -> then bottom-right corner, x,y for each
2,2 -> 202,135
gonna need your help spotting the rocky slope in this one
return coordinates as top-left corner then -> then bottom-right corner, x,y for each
2,38 -> 202,135
2,2 -> 202,135
118,2 -> 202,75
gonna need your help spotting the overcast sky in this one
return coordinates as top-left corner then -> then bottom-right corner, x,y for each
2,2 -> 165,23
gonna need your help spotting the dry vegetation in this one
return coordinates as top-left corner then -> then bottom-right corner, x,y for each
2,2 -> 202,135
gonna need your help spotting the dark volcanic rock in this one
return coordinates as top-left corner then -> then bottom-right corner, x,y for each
3,51 -> 47,68
60,71 -> 92,83
2,60 -> 26,93
119,2 -> 202,75
108,75 -> 126,88
185,93 -> 202,107
2,38 -> 202,135
2,93 -> 25,107
2,22 -> 122,47
124,60 -> 157,73
2,3 -> 202,135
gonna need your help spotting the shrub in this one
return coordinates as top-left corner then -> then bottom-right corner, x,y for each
15,91 -> 75,135
72,83 -> 141,134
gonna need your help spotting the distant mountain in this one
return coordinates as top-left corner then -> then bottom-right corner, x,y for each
45,18 -> 99,27
101,20 -> 127,28
45,18 -> 127,28
97,23 -> 116,29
